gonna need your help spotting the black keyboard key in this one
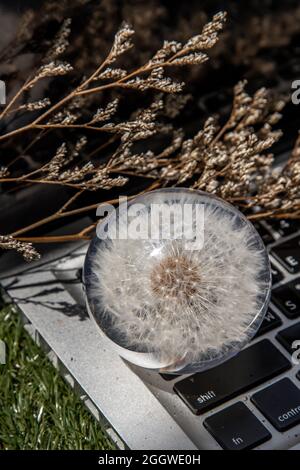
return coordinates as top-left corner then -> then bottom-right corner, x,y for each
290,278 -> 300,296
204,402 -> 271,450
272,284 -> 300,319
276,322 -> 300,355
251,378 -> 300,431
270,263 -> 283,285
268,219 -> 300,237
255,308 -> 282,337
160,373 -> 177,381
174,340 -> 290,415
254,222 -> 274,245
76,268 -> 83,281
271,236 -> 300,274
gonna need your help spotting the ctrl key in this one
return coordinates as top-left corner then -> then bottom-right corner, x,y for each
204,402 -> 271,450
251,378 -> 300,432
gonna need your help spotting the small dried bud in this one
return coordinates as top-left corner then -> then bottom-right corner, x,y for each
0,166 -> 9,178
109,22 -> 135,63
91,99 -> 119,124
20,98 -> 51,112
171,52 -> 209,66
98,68 -> 127,80
32,61 -> 73,84
45,18 -> 71,62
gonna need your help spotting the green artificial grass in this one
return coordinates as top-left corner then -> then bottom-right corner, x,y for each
0,303 -> 115,450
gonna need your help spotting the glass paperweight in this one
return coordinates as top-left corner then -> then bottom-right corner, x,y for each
83,189 -> 271,374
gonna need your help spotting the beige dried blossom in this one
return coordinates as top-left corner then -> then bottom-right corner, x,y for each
108,22 -> 135,63
0,166 -> 9,178
0,235 -> 40,262
83,171 -> 128,191
124,70 -> 184,94
98,68 -> 127,80
171,52 -> 209,66
184,12 -> 227,51
101,99 -> 163,143
148,40 -> 182,66
19,98 -> 51,112
46,95 -> 85,125
32,61 -> 73,84
58,162 -> 94,183
90,98 -> 119,124
252,135 -> 300,214
45,18 -> 72,62
44,142 -> 68,180
163,94 -> 192,119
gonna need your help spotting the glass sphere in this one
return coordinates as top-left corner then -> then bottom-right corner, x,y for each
84,189 -> 271,374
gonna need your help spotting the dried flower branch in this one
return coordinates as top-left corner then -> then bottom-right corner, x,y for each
111,81 -> 284,200
0,12 -> 226,142
0,235 -> 41,262
1,7 -> 299,264
248,135 -> 300,218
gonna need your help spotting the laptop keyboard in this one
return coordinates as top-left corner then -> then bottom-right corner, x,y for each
163,219 -> 300,449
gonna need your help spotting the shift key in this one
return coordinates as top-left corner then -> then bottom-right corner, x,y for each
174,340 -> 290,415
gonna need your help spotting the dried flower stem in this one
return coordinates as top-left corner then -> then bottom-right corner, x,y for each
15,223 -> 96,244
0,77 -> 32,120
10,181 -> 160,238
0,176 -> 87,189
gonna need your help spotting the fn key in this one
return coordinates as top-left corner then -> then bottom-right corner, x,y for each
204,402 -> 271,450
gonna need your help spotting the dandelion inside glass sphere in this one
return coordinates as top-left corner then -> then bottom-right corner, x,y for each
84,189 -> 271,373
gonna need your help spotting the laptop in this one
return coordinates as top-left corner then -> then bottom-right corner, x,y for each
1,1 -> 300,451
0,187 -> 300,450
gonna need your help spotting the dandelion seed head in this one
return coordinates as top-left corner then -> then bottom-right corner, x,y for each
150,254 -> 201,300
85,189 -> 270,371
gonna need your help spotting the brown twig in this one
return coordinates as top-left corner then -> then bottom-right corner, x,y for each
16,222 -> 96,243
10,181 -> 160,238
